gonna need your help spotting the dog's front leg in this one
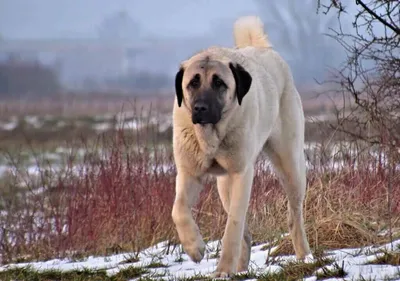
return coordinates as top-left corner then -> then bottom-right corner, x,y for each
213,166 -> 254,278
171,170 -> 205,263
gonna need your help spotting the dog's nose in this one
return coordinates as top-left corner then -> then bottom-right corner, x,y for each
193,102 -> 209,113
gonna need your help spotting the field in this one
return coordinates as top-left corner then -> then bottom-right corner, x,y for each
0,96 -> 399,281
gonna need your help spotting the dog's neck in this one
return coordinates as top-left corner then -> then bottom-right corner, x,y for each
174,101 -> 240,157
193,124 -> 221,156
192,107 -> 238,156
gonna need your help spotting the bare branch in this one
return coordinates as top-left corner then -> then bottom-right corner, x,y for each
355,0 -> 400,35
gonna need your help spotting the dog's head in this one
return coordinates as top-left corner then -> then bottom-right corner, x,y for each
174,55 -> 252,125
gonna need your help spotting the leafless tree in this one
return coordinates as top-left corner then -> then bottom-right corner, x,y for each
317,0 -> 399,147
318,0 -> 399,247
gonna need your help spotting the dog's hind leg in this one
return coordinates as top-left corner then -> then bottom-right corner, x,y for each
265,137 -> 312,260
217,174 -> 252,272
171,171 -> 206,263
264,89 -> 312,260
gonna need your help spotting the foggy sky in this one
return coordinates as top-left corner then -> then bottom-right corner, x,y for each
0,0 -> 362,87
0,0 -> 260,39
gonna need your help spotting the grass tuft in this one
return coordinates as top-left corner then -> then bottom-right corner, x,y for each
315,261 -> 347,280
145,261 -> 168,268
113,266 -> 149,280
368,251 -> 400,266
119,254 -> 140,264
279,257 -> 333,279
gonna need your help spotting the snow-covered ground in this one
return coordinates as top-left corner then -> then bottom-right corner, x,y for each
0,239 -> 399,280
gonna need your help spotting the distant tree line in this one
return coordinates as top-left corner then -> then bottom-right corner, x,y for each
0,57 -> 62,98
0,55 -> 173,97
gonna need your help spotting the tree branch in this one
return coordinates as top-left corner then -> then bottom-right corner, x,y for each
355,0 -> 400,35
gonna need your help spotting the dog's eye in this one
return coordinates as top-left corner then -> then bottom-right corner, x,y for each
213,76 -> 225,88
189,79 -> 200,88
189,75 -> 201,89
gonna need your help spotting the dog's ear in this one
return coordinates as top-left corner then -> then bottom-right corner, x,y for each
175,67 -> 185,107
229,63 -> 252,105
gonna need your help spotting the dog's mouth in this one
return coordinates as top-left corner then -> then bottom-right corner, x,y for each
192,116 -> 220,125
192,119 -> 215,126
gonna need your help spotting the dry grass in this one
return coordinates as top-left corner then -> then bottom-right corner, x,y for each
270,216 -> 383,256
0,103 -> 399,265
267,169 -> 396,256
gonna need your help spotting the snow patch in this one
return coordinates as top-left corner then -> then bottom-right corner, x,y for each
1,240 -> 399,280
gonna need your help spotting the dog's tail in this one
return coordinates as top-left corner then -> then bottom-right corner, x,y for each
233,16 -> 272,49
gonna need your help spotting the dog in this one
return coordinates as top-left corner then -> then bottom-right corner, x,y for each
171,15 -> 313,277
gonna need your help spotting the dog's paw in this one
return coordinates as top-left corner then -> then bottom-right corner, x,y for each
184,238 -> 206,263
301,253 -> 315,264
211,271 -> 232,279
212,263 -> 236,279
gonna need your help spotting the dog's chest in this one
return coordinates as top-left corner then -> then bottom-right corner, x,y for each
200,153 -> 243,176
184,143 -> 243,176
175,125 -> 246,176
207,139 -> 246,175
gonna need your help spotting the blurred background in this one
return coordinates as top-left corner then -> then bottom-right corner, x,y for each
0,0 -> 352,97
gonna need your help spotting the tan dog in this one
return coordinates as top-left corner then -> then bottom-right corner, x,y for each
171,16 -> 312,277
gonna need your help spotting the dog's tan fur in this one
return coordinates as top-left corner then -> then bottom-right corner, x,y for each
171,16 -> 312,277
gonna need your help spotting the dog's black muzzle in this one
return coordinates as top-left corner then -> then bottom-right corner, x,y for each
191,93 -> 222,125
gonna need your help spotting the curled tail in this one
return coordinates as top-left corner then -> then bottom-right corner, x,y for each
233,16 -> 272,49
